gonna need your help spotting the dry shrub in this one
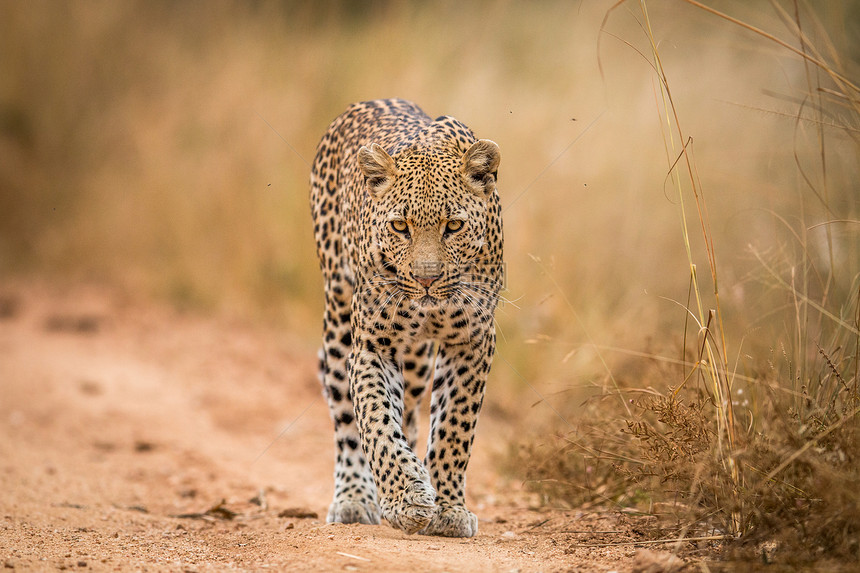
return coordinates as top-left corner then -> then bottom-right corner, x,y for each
511,334 -> 859,564
624,338 -> 859,560
506,400 -> 639,509
734,344 -> 860,563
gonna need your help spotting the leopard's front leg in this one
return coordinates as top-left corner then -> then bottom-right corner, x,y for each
420,331 -> 495,538
349,345 -> 437,534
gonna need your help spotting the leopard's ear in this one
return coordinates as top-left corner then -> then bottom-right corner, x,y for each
358,143 -> 397,198
461,139 -> 500,198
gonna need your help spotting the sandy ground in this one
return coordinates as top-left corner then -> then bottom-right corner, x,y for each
0,281 -> 692,572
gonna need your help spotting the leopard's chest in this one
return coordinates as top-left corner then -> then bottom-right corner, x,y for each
354,290 -> 480,348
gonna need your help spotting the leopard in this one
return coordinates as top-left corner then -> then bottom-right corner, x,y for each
309,98 -> 502,538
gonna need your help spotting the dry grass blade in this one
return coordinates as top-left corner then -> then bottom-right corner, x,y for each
335,552 -> 371,562
679,0 -> 859,96
569,534 -> 733,548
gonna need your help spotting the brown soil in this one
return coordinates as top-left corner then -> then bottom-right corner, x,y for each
0,281 -> 687,572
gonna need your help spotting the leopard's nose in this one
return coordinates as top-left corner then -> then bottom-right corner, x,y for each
413,274 -> 440,288
412,261 -> 443,289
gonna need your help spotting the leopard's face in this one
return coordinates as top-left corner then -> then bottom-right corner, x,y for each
374,180 -> 488,305
358,140 -> 500,306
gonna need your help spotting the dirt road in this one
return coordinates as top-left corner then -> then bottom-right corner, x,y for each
0,282 -> 675,572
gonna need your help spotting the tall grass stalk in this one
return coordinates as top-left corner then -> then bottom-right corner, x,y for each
635,0 -> 742,534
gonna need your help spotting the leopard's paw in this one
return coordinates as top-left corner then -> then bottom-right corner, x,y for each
383,481 -> 437,534
327,498 -> 381,525
419,505 -> 478,538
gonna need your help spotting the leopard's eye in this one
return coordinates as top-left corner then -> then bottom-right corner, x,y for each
390,219 -> 408,233
445,220 -> 464,233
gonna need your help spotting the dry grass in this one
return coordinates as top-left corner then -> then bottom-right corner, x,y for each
510,0 -> 859,567
2,0 -> 859,567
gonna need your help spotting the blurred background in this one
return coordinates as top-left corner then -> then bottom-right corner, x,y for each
1,0 -> 858,425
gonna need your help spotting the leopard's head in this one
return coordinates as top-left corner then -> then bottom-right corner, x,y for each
358,135 -> 500,307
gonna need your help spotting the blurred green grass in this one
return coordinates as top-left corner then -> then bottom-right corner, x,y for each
1,0 -> 857,401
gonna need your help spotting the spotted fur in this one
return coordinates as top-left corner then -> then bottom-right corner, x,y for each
310,99 -> 502,537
